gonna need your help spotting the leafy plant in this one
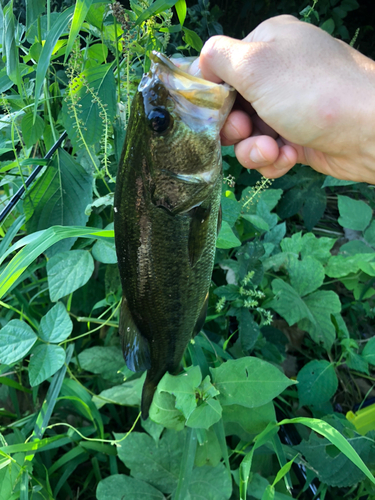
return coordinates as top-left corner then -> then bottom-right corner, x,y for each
1,0 -> 375,499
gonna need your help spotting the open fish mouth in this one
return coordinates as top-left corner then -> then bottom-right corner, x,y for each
139,51 -> 236,133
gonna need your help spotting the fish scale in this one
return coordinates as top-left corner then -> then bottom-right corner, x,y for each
114,52 -> 235,419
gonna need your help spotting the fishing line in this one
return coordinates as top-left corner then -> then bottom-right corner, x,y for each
0,131 -> 68,225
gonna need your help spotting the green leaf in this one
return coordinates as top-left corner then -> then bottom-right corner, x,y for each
34,7 -> 74,116
116,430 -> 184,493
182,26 -> 203,51
238,308 -> 260,353
269,280 -> 341,350
157,366 -> 202,419
221,196 -> 242,227
47,250 -> 94,302
297,360 -> 338,407
175,0 -> 186,25
92,374 -> 145,409
325,253 -> 375,278
210,357 -> 296,408
186,399 -> 222,429
280,232 -> 303,254
135,0 -> 178,25
26,0 -> 45,30
23,150 -> 93,256
61,63 -> 116,146
39,302 -> 73,343
322,176 -> 357,187
3,3 -> 20,85
0,226 -> 113,300
29,344 -> 66,386
286,255 -> 325,296
364,220 -> 375,246
362,337 -> 375,365
298,290 -> 341,350
188,463 -> 232,499
0,320 -> 37,364
296,420 -> 375,487
92,224 -> 117,263
300,233 -> 335,264
337,195 -> 372,231
149,390 -> 186,430
320,18 -> 335,34
77,346 -> 125,384
65,0 -> 94,61
216,221 -> 241,249
21,113 -> 45,148
222,402 -> 275,439
242,213 -> 269,232
194,428 -> 222,467
96,475 -> 165,500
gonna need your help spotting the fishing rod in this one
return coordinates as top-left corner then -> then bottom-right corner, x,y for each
0,131 -> 68,225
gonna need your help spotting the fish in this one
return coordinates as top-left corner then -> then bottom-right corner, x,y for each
114,52 -> 235,420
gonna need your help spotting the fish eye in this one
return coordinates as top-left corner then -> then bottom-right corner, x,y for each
147,108 -> 171,133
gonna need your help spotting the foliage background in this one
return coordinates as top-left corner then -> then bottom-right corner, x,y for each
0,0 -> 375,499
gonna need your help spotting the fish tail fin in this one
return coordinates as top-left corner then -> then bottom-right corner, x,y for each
141,374 -> 157,420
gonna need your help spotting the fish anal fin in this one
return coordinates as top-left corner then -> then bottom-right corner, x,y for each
188,204 -> 211,267
193,292 -> 209,337
119,297 -> 151,372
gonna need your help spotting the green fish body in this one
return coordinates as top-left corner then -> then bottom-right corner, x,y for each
114,52 -> 234,419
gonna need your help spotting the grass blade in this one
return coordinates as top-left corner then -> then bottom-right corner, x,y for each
64,0 -> 93,61
279,417 -> 375,486
174,427 -> 197,500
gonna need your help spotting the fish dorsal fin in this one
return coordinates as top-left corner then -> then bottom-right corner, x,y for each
119,297 -> 151,372
188,204 -> 211,267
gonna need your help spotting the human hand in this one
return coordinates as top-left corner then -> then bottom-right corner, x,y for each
194,15 -> 375,184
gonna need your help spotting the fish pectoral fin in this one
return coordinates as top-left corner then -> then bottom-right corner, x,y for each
193,292 -> 209,337
119,297 -> 151,372
188,204 -> 211,267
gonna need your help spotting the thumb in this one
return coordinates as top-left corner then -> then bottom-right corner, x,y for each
199,35 -> 266,101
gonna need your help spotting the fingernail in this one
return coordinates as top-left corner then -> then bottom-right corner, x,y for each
249,146 -> 266,164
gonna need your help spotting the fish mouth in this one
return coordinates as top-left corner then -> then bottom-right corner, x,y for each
139,51 -> 236,132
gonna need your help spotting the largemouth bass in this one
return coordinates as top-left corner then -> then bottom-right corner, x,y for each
114,52 -> 235,419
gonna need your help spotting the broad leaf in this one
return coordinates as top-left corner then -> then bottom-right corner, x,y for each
21,113 -> 45,148
29,344 -> 66,386
216,221 -> 241,249
223,402 -> 275,439
188,463 -> 232,499
337,195 -> 372,231
39,302 -> 73,343
47,250 -> 94,301
26,0 -> 45,29
210,357 -> 295,408
286,255 -> 325,296
297,360 -> 338,407
0,320 -> 37,364
325,253 -> 375,278
115,430 -> 185,493
96,475 -> 165,500
24,149 -> 93,256
186,399 -> 222,429
92,374 -> 145,409
362,337 -> 375,365
77,346 -> 125,384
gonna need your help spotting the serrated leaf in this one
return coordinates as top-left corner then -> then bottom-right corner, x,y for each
280,232 -> 303,254
29,344 -> 66,386
23,149 -> 93,256
337,195 -> 372,231
0,320 -> 37,364
300,232 -> 335,264
39,302 -> 73,343
268,279 -> 309,326
287,255 -> 325,296
21,113 -> 45,148
210,357 -> 295,408
297,360 -> 338,407
216,221 -> 241,249
96,474 -> 165,499
115,430 -> 184,493
362,337 -> 375,365
47,250 -> 94,301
